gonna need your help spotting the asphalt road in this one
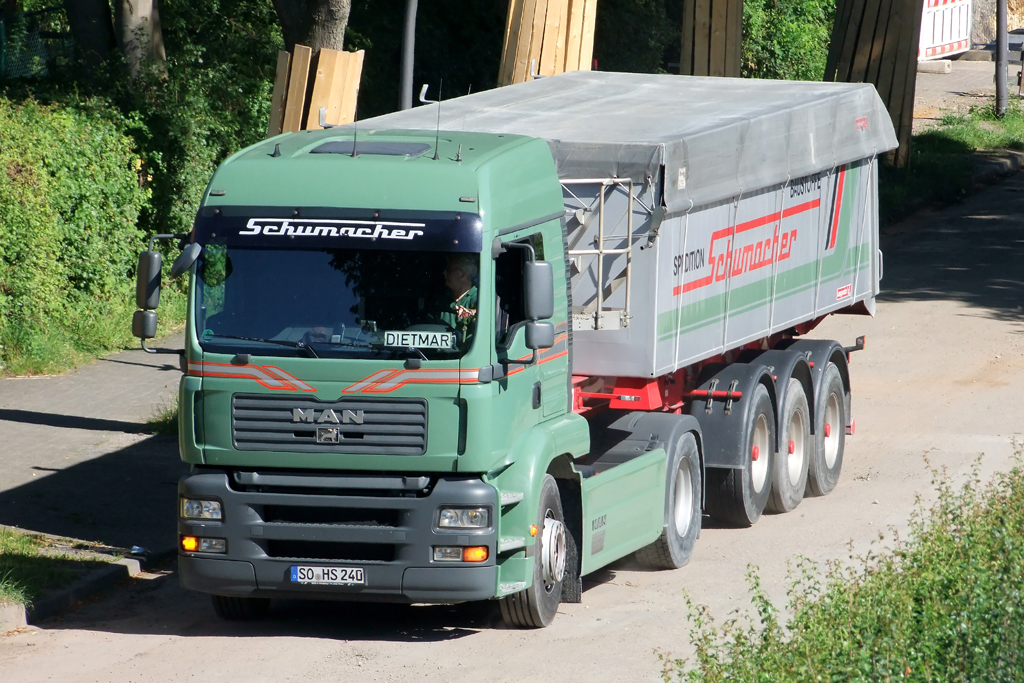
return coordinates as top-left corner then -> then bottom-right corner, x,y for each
0,172 -> 1021,681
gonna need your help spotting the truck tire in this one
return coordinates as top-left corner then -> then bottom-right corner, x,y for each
211,595 -> 270,620
635,432 -> 702,569
766,379 -> 810,513
806,363 -> 846,496
705,382 -> 775,527
499,475 -> 565,628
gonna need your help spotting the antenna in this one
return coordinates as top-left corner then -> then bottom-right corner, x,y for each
351,103 -> 359,158
419,82 -> 443,161
433,80 -> 443,160
456,144 -> 462,162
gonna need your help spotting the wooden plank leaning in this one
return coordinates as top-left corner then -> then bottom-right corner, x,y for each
578,0 -> 597,71
282,45 -> 312,134
306,48 -> 343,130
267,50 -> 291,137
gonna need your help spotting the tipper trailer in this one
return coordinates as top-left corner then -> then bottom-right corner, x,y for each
133,71 -> 897,627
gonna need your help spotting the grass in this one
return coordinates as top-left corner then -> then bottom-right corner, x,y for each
660,441 -> 1024,682
147,394 -> 179,436
880,100 -> 1024,225
0,527 -> 115,607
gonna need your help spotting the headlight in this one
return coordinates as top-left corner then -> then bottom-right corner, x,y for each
181,498 -> 222,520
437,507 -> 489,529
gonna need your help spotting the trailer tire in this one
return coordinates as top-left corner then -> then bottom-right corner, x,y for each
499,475 -> 565,628
807,363 -> 846,496
211,595 -> 270,620
636,432 -> 702,569
766,379 -> 810,513
705,383 -> 775,527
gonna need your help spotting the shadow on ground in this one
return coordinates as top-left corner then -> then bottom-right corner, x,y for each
878,173 -> 1024,324
0,434 -> 186,553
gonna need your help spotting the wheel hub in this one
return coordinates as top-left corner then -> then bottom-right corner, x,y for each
540,517 -> 567,584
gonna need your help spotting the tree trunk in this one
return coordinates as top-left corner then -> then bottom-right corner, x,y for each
272,0 -> 351,56
114,0 -> 166,78
62,0 -> 116,66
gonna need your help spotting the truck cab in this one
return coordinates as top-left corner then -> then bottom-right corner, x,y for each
148,128 -> 592,624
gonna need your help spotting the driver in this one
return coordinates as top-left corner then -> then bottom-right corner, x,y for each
439,255 -> 478,343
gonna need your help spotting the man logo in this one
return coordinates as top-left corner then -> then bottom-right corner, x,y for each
292,408 -> 364,425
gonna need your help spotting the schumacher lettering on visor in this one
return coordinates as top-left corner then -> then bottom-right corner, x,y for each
239,218 -> 425,241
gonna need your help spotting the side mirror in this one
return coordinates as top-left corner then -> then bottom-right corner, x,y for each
136,251 -> 162,310
132,310 -> 158,339
524,320 -> 554,350
523,260 -> 554,321
171,243 -> 202,278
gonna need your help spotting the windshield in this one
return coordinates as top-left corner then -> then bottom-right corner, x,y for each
195,246 -> 481,360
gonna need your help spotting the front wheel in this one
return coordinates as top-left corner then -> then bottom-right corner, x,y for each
499,475 -> 566,628
636,433 -> 702,569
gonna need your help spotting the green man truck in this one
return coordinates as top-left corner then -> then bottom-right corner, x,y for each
132,72 -> 897,627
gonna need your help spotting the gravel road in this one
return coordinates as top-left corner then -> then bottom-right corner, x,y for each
2,154 -> 1023,683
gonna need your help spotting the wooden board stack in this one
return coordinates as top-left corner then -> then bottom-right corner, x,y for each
825,0 -> 923,166
498,0 -> 599,87
267,46 -> 365,137
679,0 -> 742,77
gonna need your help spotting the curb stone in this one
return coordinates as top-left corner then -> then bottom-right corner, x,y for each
0,549 -> 175,633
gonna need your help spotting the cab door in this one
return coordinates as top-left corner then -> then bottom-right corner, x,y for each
492,226 -> 569,424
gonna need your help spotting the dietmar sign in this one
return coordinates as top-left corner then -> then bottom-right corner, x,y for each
239,218 -> 426,241
673,198 -> 820,296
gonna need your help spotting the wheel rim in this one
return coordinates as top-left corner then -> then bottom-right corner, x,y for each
788,407 -> 806,486
673,462 -> 693,536
751,413 -> 770,492
540,514 -> 566,588
824,393 -> 841,468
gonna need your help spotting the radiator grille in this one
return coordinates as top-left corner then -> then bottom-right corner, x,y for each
232,395 -> 427,455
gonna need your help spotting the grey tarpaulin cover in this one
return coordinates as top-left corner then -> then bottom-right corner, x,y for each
359,71 -> 899,214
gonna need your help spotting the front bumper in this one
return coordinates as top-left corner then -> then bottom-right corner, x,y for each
177,468 -> 498,603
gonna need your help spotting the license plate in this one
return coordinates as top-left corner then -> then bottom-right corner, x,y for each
383,330 -> 456,349
290,566 -> 365,585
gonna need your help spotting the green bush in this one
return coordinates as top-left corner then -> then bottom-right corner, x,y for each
661,448 -> 1024,682
742,0 -> 833,80
0,96 -> 178,375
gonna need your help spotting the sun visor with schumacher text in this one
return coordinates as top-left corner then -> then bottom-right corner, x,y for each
192,206 -> 483,253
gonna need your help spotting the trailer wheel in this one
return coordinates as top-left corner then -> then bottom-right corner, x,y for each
636,432 -> 702,569
705,382 -> 775,527
499,475 -> 565,628
766,379 -> 810,513
806,363 -> 846,496
211,595 -> 270,620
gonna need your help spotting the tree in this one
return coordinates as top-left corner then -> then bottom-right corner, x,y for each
62,0 -> 165,75
114,0 -> 167,77
62,0 -> 115,66
272,0 -> 351,55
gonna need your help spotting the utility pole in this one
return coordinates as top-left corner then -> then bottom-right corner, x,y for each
400,0 -> 418,110
997,0 -> 1008,115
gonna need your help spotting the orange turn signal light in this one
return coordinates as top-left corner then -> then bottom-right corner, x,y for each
462,546 -> 489,563
181,535 -> 198,552
530,524 -> 539,537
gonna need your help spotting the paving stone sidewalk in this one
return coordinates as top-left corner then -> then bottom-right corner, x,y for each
0,335 -> 189,554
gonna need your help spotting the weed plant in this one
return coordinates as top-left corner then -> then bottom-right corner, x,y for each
0,528 -> 111,606
661,446 -> 1024,682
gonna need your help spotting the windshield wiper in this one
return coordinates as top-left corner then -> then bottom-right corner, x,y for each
206,334 -> 319,358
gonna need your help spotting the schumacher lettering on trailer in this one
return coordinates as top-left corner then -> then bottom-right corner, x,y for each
672,199 -> 818,296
